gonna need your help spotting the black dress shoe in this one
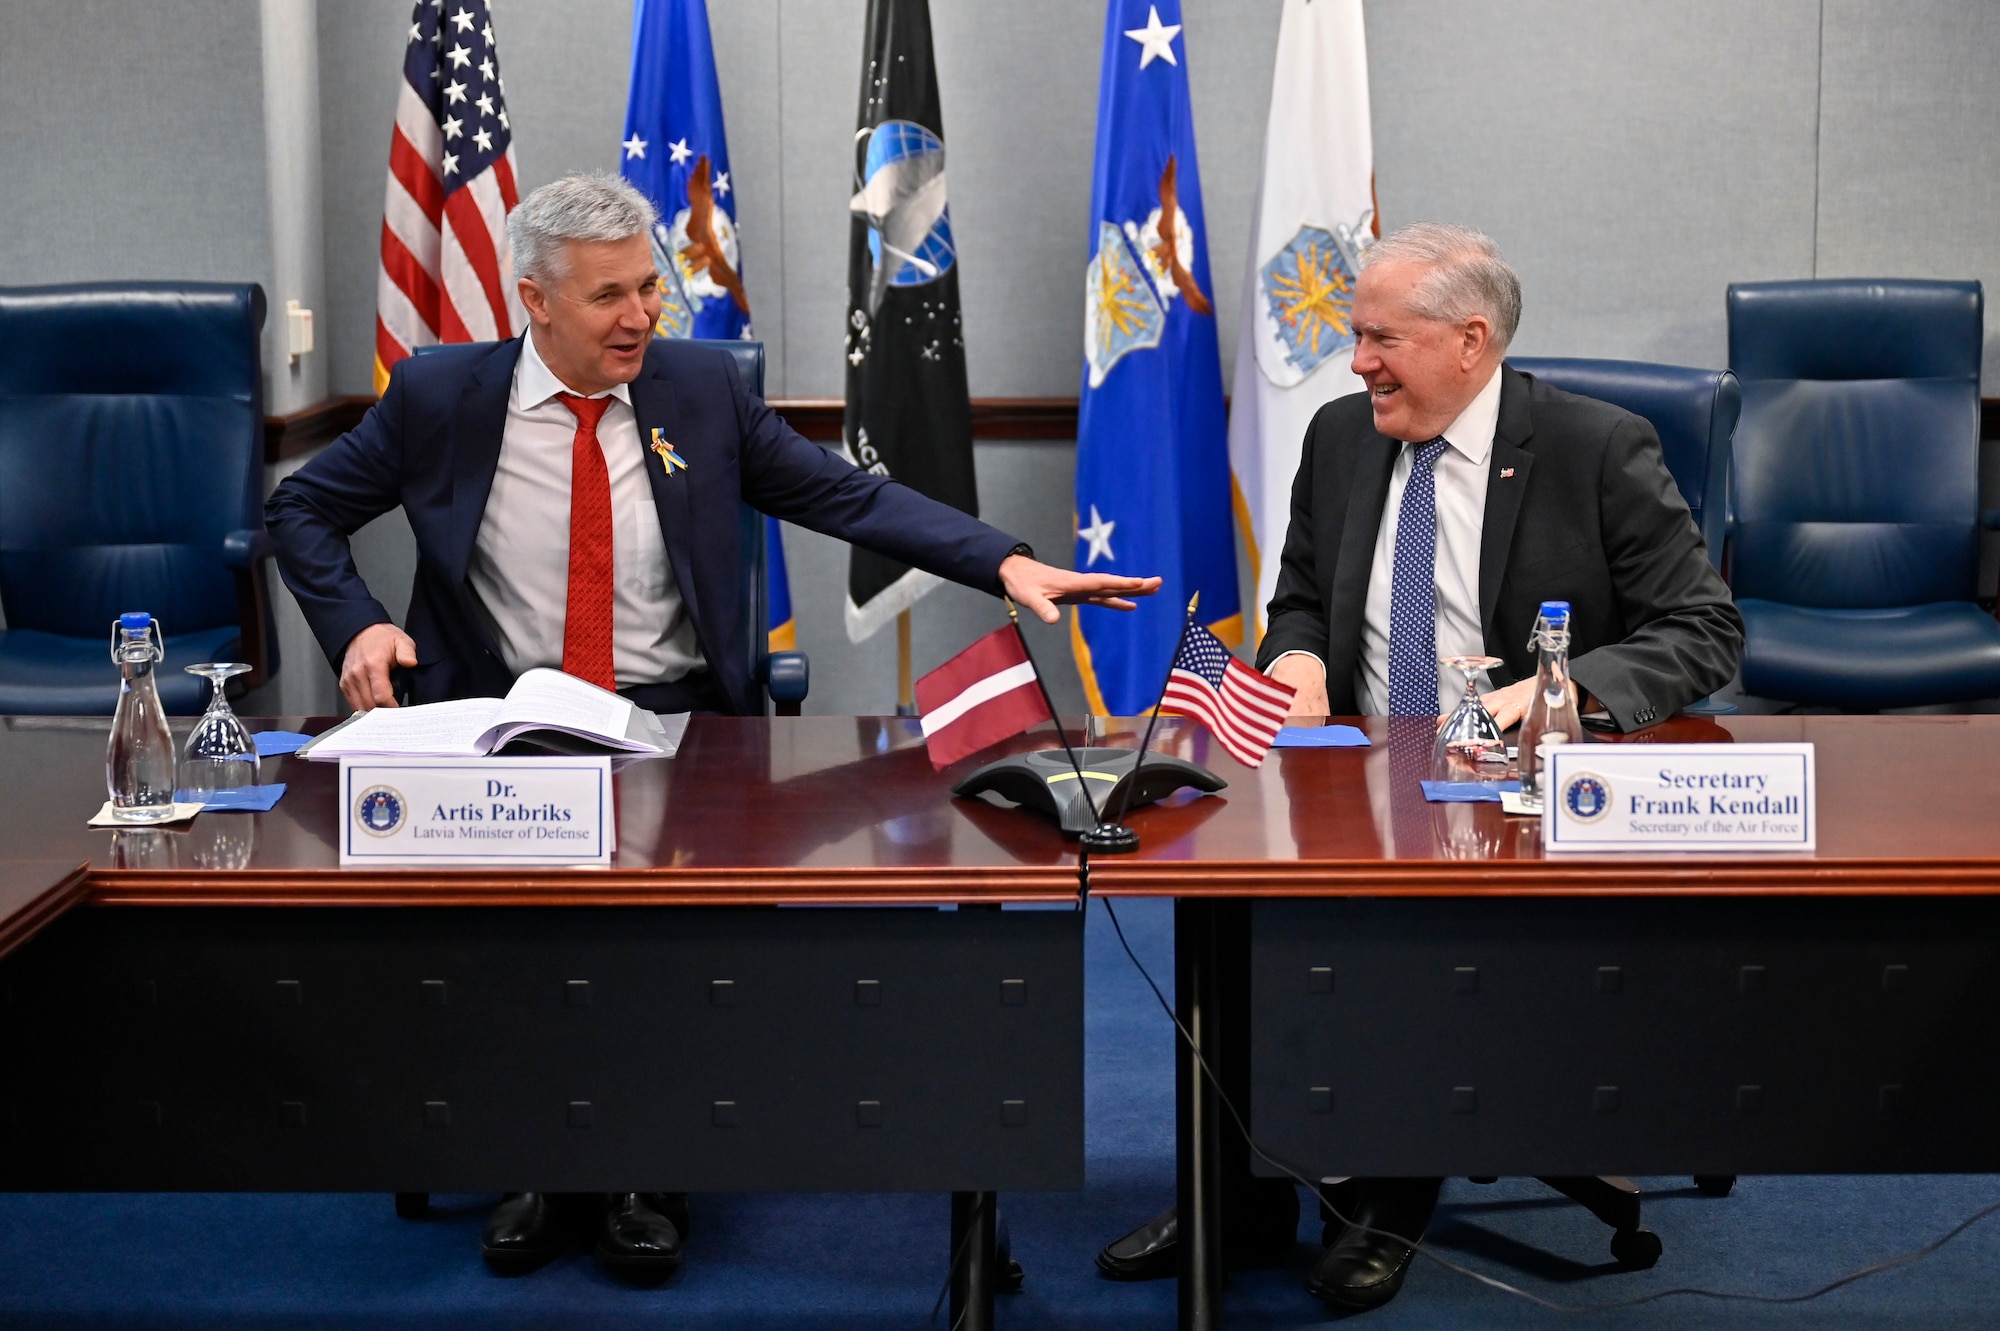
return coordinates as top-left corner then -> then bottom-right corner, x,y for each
482,1192 -> 570,1275
1096,1207 -> 1177,1281
1306,1178 -> 1441,1312
596,1191 -> 686,1285
1095,1183 -> 1298,1283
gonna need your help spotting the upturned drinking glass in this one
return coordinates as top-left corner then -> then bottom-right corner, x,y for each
181,663 -> 259,799
1431,654 -> 1508,783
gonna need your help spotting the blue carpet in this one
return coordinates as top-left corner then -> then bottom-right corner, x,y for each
1,897 -> 1997,1328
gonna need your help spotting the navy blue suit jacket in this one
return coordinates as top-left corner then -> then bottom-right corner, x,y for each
266,337 -> 1019,715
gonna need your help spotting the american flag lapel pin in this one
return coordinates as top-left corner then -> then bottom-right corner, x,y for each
650,427 -> 690,475
1500,467 -> 1515,478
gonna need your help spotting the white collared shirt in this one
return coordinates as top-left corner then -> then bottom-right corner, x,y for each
1273,364 -> 1503,715
467,331 -> 704,687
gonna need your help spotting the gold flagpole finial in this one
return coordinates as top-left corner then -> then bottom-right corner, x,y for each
1003,595 -> 1021,624
1188,591 -> 1200,617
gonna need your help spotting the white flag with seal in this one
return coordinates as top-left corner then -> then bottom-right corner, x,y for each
1227,0 -> 1376,643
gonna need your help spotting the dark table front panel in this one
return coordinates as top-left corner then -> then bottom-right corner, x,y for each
0,905 -> 1082,1193
1250,896 -> 2000,1178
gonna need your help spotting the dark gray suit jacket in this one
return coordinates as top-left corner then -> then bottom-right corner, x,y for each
1255,364 -> 1743,732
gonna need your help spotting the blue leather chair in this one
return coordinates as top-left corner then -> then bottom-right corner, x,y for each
1507,358 -> 1738,572
0,282 -> 277,715
1507,357 -> 1741,716
1726,279 -> 2000,709
406,338 -> 808,714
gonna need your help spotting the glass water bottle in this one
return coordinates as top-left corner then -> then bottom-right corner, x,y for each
1517,601 -> 1584,811
107,612 -> 177,822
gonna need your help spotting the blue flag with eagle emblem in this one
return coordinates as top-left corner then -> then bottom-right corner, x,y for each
620,0 -> 748,342
1072,0 -> 1240,715
620,0 -> 794,652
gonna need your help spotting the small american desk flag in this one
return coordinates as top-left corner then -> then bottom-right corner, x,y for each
374,0 -> 525,393
1160,624 -> 1295,768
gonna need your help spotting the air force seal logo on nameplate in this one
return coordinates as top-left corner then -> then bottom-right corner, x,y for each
1562,772 -> 1612,823
355,785 -> 406,836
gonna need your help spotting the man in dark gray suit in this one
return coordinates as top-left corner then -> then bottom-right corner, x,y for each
1260,224 -> 1741,734
1095,223 -> 1742,1312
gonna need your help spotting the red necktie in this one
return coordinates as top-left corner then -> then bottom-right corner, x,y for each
555,393 -> 616,690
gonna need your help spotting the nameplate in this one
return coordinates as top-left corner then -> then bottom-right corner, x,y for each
339,757 -> 614,866
1543,743 -> 1814,853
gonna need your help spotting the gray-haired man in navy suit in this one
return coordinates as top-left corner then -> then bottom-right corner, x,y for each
268,172 -> 1159,1284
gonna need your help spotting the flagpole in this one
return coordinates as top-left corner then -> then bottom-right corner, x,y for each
896,610 -> 915,716
1106,592 -> 1201,828
1003,597 -> 1106,831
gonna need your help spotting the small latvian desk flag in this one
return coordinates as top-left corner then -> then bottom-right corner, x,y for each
914,627 -> 1052,769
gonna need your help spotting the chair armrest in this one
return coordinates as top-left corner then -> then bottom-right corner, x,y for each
762,650 -> 810,716
222,528 -> 274,567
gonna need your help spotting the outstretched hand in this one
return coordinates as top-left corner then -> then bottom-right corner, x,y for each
998,554 -> 1161,624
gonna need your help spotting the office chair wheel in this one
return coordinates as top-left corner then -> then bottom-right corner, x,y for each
1693,1175 -> 1736,1197
1609,1227 -> 1662,1269
394,1192 -> 429,1219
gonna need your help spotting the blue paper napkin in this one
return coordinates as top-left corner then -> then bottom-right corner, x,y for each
1273,724 -> 1372,748
1420,779 -> 1521,803
177,783 -> 287,812
253,730 -> 314,757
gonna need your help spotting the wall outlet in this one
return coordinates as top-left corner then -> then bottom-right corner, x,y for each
286,300 -> 314,363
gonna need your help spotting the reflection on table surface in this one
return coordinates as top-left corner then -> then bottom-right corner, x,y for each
5,712 -> 2000,900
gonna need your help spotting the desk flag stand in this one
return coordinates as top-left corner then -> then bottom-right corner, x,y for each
951,595 -> 1224,853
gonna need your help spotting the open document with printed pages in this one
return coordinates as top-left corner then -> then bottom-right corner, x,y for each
299,668 -> 688,760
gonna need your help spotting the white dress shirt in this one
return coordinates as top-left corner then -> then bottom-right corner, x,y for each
467,331 -> 705,687
1274,364 -> 1502,715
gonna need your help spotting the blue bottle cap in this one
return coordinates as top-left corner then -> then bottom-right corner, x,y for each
1539,600 -> 1571,618
119,611 -> 153,632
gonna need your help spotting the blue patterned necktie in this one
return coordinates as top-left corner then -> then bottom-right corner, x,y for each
1386,437 -> 1452,716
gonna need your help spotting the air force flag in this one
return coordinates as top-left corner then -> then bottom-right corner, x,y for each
622,0 -> 793,653
1227,0 -> 1376,641
1073,1 -> 1240,715
620,0 -> 750,342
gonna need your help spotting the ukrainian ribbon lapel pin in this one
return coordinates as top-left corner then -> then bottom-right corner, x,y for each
650,427 -> 690,475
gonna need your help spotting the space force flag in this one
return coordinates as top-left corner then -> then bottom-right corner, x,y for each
842,0 -> 980,644
915,627 -> 1052,770
1227,0 -> 1376,641
620,0 -> 793,652
620,0 -> 750,342
1073,0 -> 1240,716
374,0 -> 524,394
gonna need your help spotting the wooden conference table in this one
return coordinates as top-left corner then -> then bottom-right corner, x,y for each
5,711 -> 2000,1329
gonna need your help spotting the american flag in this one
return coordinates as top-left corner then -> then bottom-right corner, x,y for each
373,0 -> 524,393
1159,623 -> 1296,768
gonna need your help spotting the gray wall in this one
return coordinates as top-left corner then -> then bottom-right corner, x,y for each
0,0 -> 275,329
7,0 -> 2000,713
